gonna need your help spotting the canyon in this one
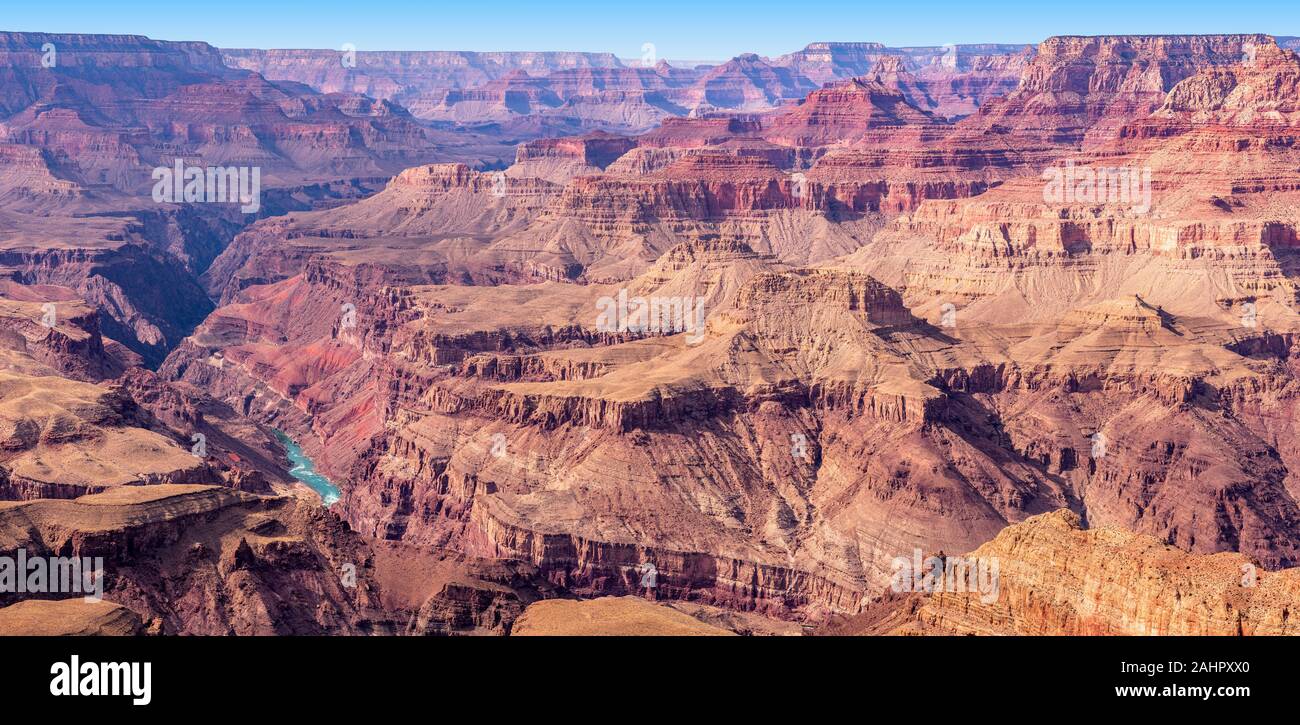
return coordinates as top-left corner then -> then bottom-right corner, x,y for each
1,29 -> 1299,636
221,42 -> 1031,134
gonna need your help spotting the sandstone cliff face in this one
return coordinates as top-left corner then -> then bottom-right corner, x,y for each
218,42 -> 1031,136
774,42 -> 1028,85
0,233 -> 214,367
761,78 -> 943,148
0,30 -> 504,377
0,284 -> 135,381
175,57 -> 1029,297
839,37 -> 1300,574
164,250 -> 1097,620
0,144 -> 81,204
834,510 -> 1300,635
0,485 -> 376,634
222,49 -> 688,135
477,71 -> 1032,278
512,596 -> 736,636
0,260 -> 559,633
219,48 -> 623,111
0,485 -> 558,635
421,66 -> 698,133
0,295 -> 221,500
0,280 -> 312,505
766,42 -> 1030,119
0,33 -> 228,117
512,132 -> 638,183
961,34 -> 1267,148
0,33 -> 467,195
904,49 -> 1032,119
198,62 -> 1028,292
682,54 -> 816,112
0,599 -> 147,636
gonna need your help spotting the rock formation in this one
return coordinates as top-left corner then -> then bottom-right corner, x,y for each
4,29 -> 1300,637
219,42 -> 1032,135
0,484 -> 559,634
0,599 -> 148,636
830,510 -> 1300,635
512,596 -> 737,636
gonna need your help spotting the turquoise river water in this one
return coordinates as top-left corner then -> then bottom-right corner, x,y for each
273,430 -> 341,506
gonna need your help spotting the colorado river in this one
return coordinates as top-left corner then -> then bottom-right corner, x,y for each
273,430 -> 341,506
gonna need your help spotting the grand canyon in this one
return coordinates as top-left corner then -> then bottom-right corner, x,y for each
3,20 -> 1300,641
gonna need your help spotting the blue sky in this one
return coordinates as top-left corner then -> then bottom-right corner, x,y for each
5,0 -> 1298,60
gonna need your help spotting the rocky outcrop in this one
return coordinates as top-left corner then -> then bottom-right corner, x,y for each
218,41 -> 1031,136
833,510 -> 1300,635
220,48 -> 622,112
0,230 -> 214,367
681,54 -> 816,112
0,484 -> 560,635
761,77 -> 944,147
0,485 -> 377,634
0,319 -> 218,499
512,596 -> 736,636
0,599 -> 148,636
959,34 -> 1267,147
511,131 -> 637,182
1,32 -> 462,195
